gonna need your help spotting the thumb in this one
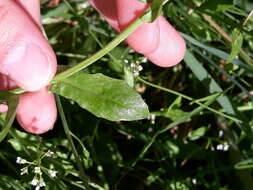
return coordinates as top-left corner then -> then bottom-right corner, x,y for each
0,0 -> 57,91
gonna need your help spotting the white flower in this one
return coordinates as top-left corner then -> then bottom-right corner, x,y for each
218,130 -> 224,137
223,144 -> 229,151
216,143 -> 229,151
31,178 -> 39,186
39,178 -> 46,187
130,63 -> 136,68
140,57 -> 148,63
138,65 -> 143,72
48,170 -> 57,178
133,71 -> 140,77
20,167 -> 28,175
192,178 -> 197,184
45,150 -> 55,158
150,114 -> 156,124
34,167 -> 42,174
216,144 -> 223,150
40,181 -> 46,187
16,157 -> 27,164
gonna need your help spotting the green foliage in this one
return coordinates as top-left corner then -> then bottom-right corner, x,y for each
227,29 -> 244,63
51,73 -> 149,121
198,0 -> 234,12
0,96 -> 19,142
0,0 -> 253,190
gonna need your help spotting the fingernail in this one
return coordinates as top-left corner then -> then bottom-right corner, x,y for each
1,43 -> 57,91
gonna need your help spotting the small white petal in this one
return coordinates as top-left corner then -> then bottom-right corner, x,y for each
46,150 -> 56,158
20,167 -> 28,175
218,130 -> 224,137
39,178 -> 46,187
31,178 -> 39,186
16,157 -> 21,164
49,170 -> 57,178
133,71 -> 139,77
34,167 -> 42,174
138,65 -> 143,71
192,178 -> 197,184
16,157 -> 27,164
223,144 -> 229,151
130,63 -> 135,68
216,144 -> 223,150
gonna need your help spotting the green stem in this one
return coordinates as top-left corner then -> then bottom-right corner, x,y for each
130,95 -> 219,168
137,77 -> 241,123
52,17 -> 143,83
55,95 -> 91,189
116,92 -> 222,187
10,15 -> 143,95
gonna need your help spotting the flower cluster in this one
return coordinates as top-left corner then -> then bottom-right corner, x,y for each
124,57 -> 146,78
16,149 -> 58,190
147,114 -> 156,125
216,143 -> 229,151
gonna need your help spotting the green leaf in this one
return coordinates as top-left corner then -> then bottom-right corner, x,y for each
150,0 -> 165,22
8,138 -> 22,151
235,158 -> 253,169
0,91 -> 13,101
139,0 -> 168,22
188,127 -> 207,141
181,33 -> 253,73
184,50 -> 236,115
227,29 -> 244,63
198,0 -> 234,12
164,109 -> 190,122
162,96 -> 190,121
0,96 -> 19,143
42,3 -> 72,19
51,73 -> 149,121
124,67 -> 135,88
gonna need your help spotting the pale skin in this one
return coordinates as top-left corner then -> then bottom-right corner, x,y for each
0,0 -> 186,134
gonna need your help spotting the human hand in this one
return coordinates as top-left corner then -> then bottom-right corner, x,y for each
90,0 -> 186,67
0,0 -> 186,135
0,0 -> 57,134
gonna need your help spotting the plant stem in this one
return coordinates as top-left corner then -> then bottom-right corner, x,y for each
52,17 -> 143,83
131,92 -> 220,168
55,95 -> 91,189
116,92 -> 222,188
138,77 -> 242,123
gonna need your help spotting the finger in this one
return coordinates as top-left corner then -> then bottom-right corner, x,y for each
146,16 -> 186,67
14,0 -> 41,26
116,0 -> 160,54
0,1 -> 57,91
0,74 -> 57,134
16,87 -> 57,134
0,104 -> 8,113
0,74 -> 18,91
116,0 -> 186,66
90,0 -> 186,67
89,0 -> 120,31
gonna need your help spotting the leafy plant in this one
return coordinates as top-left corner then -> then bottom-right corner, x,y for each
0,0 -> 253,190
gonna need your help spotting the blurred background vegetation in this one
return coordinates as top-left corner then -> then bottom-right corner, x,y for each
1,0 -> 253,189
